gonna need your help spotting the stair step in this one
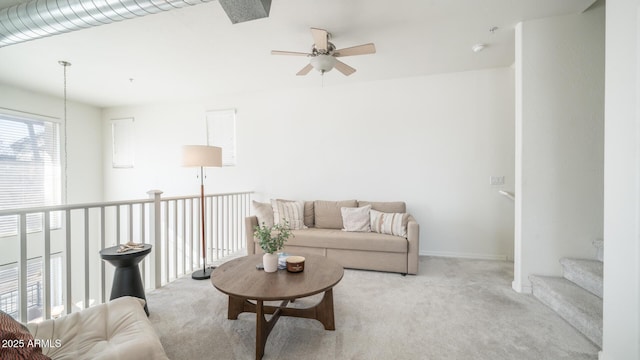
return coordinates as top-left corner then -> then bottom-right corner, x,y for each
529,275 -> 602,348
560,258 -> 603,298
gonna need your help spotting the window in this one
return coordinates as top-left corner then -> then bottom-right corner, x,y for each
0,254 -> 64,321
0,113 -> 62,237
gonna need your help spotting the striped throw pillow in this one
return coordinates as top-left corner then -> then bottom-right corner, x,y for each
271,199 -> 307,230
370,209 -> 408,237
0,310 -> 50,360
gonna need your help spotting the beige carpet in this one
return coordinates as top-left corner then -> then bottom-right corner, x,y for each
145,256 -> 599,360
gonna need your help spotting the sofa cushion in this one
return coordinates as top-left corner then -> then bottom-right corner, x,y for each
252,200 -> 274,228
341,205 -> 371,232
304,201 -> 315,228
26,296 -> 169,360
271,199 -> 307,230
370,209 -> 409,237
286,228 -> 407,253
1,310 -> 50,360
358,201 -> 406,213
314,200 -> 357,229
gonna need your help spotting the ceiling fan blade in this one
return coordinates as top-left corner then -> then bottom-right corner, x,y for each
334,59 -> 356,76
296,63 -> 314,76
334,43 -> 376,57
271,50 -> 310,56
310,27 -> 328,52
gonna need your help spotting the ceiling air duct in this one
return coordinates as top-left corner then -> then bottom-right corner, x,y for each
0,0 -> 214,47
218,0 -> 270,24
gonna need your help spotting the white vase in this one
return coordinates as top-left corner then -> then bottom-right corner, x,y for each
263,253 -> 278,273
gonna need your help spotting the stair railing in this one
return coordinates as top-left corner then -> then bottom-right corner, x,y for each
0,190 -> 252,323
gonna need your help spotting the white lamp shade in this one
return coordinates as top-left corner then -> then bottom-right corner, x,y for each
182,145 -> 223,167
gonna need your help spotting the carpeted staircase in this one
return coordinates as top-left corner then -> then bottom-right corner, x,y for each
529,241 -> 603,348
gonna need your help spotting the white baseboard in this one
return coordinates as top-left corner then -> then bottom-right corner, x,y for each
511,280 -> 532,294
420,250 -> 508,261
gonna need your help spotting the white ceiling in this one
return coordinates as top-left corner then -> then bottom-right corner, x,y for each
0,0 -> 596,108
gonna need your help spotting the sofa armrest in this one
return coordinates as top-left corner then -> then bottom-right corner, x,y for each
245,216 -> 258,255
407,215 -> 420,275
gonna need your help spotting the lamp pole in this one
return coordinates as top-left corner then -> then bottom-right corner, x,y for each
191,166 -> 213,280
200,166 -> 208,276
192,166 -> 212,279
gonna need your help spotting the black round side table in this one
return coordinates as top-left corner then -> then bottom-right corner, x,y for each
99,244 -> 152,316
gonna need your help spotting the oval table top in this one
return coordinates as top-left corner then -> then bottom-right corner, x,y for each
211,254 -> 344,301
99,243 -> 152,261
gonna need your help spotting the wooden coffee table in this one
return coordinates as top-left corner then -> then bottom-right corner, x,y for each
211,253 -> 344,360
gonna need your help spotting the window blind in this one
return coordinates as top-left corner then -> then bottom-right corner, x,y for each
0,113 -> 61,237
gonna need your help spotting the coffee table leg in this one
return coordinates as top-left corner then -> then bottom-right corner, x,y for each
228,296 -> 244,319
316,289 -> 335,330
256,300 -> 267,360
227,293 -> 335,359
255,299 -> 289,360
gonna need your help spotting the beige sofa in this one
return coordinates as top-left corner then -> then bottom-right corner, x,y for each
246,200 -> 419,275
26,296 -> 168,360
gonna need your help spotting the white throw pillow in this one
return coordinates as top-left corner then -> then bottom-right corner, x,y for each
341,205 -> 371,232
370,209 -> 408,237
252,200 -> 274,228
271,199 -> 307,230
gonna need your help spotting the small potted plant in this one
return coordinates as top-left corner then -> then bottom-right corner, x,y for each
254,220 -> 293,272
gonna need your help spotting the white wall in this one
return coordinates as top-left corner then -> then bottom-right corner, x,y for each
513,6 -> 605,293
601,1 -> 640,359
102,67 -> 516,260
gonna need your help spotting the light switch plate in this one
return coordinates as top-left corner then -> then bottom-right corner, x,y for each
490,176 -> 505,186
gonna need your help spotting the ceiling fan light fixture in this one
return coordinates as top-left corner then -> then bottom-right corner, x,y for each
310,54 -> 336,72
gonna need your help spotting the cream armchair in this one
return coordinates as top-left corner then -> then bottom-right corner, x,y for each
26,296 -> 168,360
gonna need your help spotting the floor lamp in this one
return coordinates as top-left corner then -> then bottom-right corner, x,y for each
182,145 -> 223,280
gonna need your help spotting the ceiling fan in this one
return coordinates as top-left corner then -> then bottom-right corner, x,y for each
271,28 -> 376,76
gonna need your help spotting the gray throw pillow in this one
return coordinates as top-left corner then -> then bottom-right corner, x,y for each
341,205 -> 371,232
252,200 -> 274,227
